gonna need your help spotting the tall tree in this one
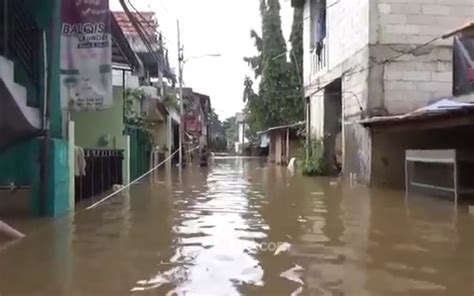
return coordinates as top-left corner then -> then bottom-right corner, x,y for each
223,116 -> 238,150
288,5 -> 304,120
243,0 -> 304,135
260,0 -> 289,126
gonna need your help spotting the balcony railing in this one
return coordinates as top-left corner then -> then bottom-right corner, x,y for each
310,39 -> 328,76
0,0 -> 42,105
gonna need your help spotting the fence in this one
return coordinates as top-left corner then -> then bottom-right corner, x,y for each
75,149 -> 124,204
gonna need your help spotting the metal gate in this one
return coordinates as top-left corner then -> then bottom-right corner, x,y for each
129,128 -> 152,181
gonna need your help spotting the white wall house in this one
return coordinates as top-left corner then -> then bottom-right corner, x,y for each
293,0 -> 474,184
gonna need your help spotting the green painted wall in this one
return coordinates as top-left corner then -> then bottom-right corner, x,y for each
23,0 -> 62,137
72,87 -> 127,150
0,138 -> 39,186
0,137 -> 70,217
0,0 -> 68,217
72,86 -> 130,184
31,138 -> 70,217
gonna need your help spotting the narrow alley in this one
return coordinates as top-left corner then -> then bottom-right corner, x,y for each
0,157 -> 472,295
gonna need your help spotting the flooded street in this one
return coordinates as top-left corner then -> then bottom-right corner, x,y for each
0,157 -> 472,295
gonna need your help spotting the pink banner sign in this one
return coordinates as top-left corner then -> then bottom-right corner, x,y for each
61,0 -> 112,110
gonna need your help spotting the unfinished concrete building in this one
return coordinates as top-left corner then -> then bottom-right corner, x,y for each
293,0 -> 474,187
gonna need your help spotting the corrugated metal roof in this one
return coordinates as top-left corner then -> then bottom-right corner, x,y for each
359,99 -> 474,127
443,22 -> 474,39
257,121 -> 305,135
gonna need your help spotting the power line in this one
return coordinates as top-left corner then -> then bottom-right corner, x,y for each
127,0 -> 176,47
244,34 -> 445,117
127,0 -> 162,50
120,0 -> 166,74
305,35 -> 444,98
158,0 -> 170,15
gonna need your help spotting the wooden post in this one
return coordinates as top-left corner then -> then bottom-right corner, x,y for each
405,158 -> 409,201
454,153 -> 459,206
3,0 -> 8,56
286,128 -> 290,165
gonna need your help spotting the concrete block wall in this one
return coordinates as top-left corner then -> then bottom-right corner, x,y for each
342,48 -> 371,120
342,48 -> 372,183
309,91 -> 324,138
302,0 -> 474,184
327,0 -> 370,68
375,0 -> 474,46
308,48 -> 372,182
308,46 -> 371,124
303,0 -> 370,87
370,45 -> 454,115
370,0 -> 474,115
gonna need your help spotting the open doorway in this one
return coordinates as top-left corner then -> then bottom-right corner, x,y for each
324,78 -> 342,175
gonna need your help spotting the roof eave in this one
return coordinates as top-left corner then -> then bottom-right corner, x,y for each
111,12 -> 143,73
291,0 -> 305,8
442,22 -> 474,39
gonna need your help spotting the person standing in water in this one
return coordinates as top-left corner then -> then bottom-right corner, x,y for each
200,145 -> 209,167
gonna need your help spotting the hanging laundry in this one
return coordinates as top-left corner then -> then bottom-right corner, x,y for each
75,146 -> 87,177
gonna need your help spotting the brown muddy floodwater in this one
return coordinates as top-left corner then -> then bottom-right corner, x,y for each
0,157 -> 473,295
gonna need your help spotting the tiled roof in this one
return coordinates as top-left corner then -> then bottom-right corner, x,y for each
112,11 -> 158,37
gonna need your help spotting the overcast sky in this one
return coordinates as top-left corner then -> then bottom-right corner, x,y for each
110,0 -> 294,120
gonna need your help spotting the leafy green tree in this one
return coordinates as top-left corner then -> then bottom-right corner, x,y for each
243,0 -> 304,136
288,5 -> 305,120
223,116 -> 238,150
208,108 -> 228,152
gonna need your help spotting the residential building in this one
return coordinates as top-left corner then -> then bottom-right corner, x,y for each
183,88 -> 212,152
0,0 -> 70,217
71,11 -> 143,204
0,2 -> 178,217
113,9 -> 180,172
113,11 -> 175,85
293,0 -> 474,185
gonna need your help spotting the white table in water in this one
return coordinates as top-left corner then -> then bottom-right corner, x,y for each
405,149 -> 474,206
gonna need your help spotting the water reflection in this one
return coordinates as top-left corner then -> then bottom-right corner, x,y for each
0,157 -> 472,295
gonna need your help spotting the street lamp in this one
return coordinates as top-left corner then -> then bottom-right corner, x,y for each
177,46 -> 221,168
184,54 -> 222,64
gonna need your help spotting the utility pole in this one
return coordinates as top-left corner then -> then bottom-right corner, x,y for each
177,20 -> 184,169
158,34 -> 165,98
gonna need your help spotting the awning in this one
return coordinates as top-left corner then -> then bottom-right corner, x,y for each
111,12 -> 142,73
359,99 -> 474,131
442,22 -> 474,39
257,121 -> 305,135
291,0 -> 305,8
